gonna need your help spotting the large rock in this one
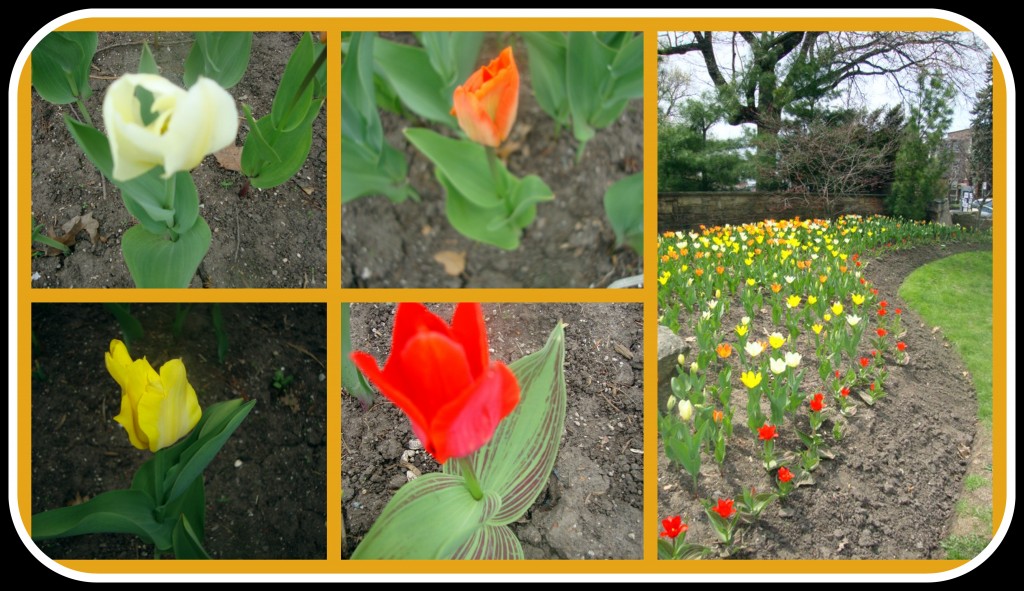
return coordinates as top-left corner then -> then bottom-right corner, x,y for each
657,325 -> 687,411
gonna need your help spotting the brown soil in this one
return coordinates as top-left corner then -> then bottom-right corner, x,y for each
30,32 -> 327,288
341,33 -> 643,288
658,240 -> 993,559
342,303 -> 644,559
30,303 -> 327,559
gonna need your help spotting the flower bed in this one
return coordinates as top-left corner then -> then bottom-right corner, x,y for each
657,216 -> 991,559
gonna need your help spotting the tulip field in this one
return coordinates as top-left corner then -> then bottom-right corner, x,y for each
657,215 -> 992,559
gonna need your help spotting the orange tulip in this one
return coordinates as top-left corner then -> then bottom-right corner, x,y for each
451,47 -> 519,148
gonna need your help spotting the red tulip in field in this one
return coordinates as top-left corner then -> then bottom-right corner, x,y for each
351,303 -> 521,464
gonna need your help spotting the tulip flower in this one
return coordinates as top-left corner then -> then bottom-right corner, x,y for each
451,47 -> 519,148
736,324 -> 749,337
784,351 -> 802,368
716,343 -> 733,358
758,423 -> 778,441
769,357 -> 787,375
852,293 -> 865,306
105,339 -> 201,452
660,516 -> 687,539
741,371 -> 763,389
744,341 -> 765,358
846,314 -> 862,327
786,295 -> 801,308
777,466 -> 794,483
811,323 -> 823,335
351,303 -> 520,464
810,392 -> 825,412
678,399 -> 694,422
103,74 -> 238,182
831,302 -> 844,316
768,332 -> 786,349
711,498 -> 736,519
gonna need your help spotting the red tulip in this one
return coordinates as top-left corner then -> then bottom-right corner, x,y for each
711,498 -> 736,519
451,47 -> 519,147
758,423 -> 778,441
777,466 -> 794,483
351,303 -> 520,464
660,515 -> 687,539
896,341 -> 907,351
810,392 -> 825,412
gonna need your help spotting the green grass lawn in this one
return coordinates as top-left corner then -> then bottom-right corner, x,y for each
899,250 -> 994,424
899,249 -> 994,560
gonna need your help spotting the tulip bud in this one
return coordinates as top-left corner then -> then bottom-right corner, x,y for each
678,399 -> 694,422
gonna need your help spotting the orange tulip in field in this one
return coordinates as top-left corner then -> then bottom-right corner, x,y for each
451,47 -> 519,148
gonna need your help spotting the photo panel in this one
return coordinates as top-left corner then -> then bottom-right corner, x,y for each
655,29 -> 995,559
30,31 -> 327,288
30,303 -> 328,559
342,302 -> 644,559
341,32 -> 643,288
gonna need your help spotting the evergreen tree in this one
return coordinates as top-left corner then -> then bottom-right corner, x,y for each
969,59 -> 994,208
888,71 -> 955,220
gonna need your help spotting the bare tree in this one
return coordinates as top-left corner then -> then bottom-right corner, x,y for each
658,62 -> 691,124
658,31 -> 987,139
756,110 -> 902,217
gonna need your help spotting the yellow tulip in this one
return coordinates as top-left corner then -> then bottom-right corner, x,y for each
769,332 -> 786,349
103,74 -> 238,182
852,293 -> 865,306
786,295 -> 801,309
105,339 -> 202,452
741,371 -> 763,389
831,302 -> 844,316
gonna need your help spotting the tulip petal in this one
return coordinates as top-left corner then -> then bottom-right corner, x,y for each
452,87 -> 500,147
160,77 -> 239,178
350,350 -> 430,437
396,332 -> 474,419
430,362 -> 520,463
106,341 -> 156,450
386,304 -> 455,375
451,303 -> 488,378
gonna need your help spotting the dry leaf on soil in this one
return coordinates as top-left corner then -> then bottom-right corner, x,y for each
433,250 -> 466,276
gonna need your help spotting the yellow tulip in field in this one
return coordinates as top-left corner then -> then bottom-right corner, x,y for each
103,74 -> 238,181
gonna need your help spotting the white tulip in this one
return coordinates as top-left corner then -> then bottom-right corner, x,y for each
103,74 -> 238,181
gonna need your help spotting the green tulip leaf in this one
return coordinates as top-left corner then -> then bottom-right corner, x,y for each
121,217 -> 211,288
606,33 -> 644,103
31,32 -> 96,105
172,513 -> 211,559
436,165 -> 553,250
342,32 -> 384,159
448,523 -> 524,560
138,42 -> 159,75
103,303 -> 145,350
437,172 -> 519,250
351,473 -> 497,559
417,31 -> 484,91
241,112 -> 314,189
404,128 -> 500,208
64,117 -> 202,236
183,32 -> 253,90
162,399 -> 256,504
342,139 -> 418,204
342,303 -> 376,408
374,38 -> 458,129
341,32 -> 416,204
31,489 -> 170,550
271,32 -> 321,133
520,33 -> 570,127
445,321 -> 566,524
603,172 -> 644,255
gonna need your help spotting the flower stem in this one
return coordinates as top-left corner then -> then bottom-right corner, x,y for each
484,146 -> 504,199
458,457 -> 483,501
74,98 -> 93,127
